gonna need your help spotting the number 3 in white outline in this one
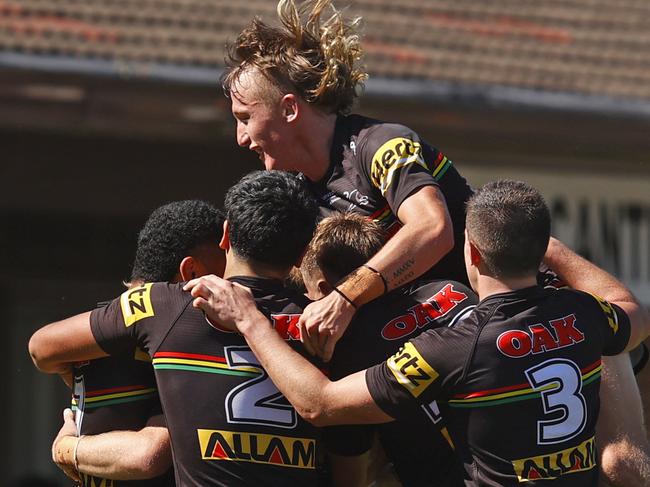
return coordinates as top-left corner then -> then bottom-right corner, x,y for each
525,358 -> 587,445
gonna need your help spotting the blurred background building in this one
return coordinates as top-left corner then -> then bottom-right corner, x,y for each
1,0 -> 649,484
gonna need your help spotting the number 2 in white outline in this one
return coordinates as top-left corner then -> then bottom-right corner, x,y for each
224,346 -> 298,429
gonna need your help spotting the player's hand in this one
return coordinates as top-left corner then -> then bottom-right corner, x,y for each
51,408 -> 81,483
184,275 -> 265,333
299,291 -> 356,362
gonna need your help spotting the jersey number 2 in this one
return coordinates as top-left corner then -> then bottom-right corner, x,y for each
224,346 -> 297,429
525,358 -> 587,445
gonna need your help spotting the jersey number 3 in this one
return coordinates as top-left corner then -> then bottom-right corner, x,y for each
525,358 -> 587,445
224,346 -> 298,429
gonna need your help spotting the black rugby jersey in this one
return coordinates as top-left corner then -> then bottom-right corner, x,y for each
326,278 -> 477,487
73,303 -> 174,487
366,286 -> 631,486
90,278 -> 322,487
307,114 -> 473,285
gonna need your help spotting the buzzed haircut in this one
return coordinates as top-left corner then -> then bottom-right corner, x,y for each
302,212 -> 385,284
466,180 -> 550,279
130,200 -> 224,282
225,170 -> 319,269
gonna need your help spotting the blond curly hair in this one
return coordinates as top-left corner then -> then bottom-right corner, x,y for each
222,0 -> 367,114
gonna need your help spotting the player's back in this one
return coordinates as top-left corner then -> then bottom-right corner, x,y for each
328,278 -> 477,487
90,278 -> 322,487
429,285 -> 630,485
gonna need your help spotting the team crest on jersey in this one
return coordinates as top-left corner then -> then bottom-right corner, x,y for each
120,283 -> 154,327
197,429 -> 316,469
370,137 -> 427,194
511,436 -> 597,482
387,341 -> 438,397
381,284 -> 468,340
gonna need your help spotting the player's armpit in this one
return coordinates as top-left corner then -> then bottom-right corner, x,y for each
29,311 -> 107,374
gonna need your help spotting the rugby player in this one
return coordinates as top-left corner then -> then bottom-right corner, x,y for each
300,213 -> 475,487
30,200 -> 225,486
30,171 -> 322,487
186,180 -> 650,486
222,0 -> 474,361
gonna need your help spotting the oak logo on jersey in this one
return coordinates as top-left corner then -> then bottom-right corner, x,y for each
497,314 -> 585,358
120,283 -> 154,327
271,314 -> 301,341
589,293 -> 619,334
511,436 -> 596,482
370,137 -> 426,194
387,341 -> 438,397
197,429 -> 316,469
382,284 -> 468,340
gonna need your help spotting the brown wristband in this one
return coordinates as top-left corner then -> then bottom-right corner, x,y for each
336,265 -> 386,308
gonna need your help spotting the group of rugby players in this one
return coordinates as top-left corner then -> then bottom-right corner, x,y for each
29,1 -> 650,486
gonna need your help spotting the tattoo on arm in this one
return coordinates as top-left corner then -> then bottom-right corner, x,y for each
391,258 -> 416,288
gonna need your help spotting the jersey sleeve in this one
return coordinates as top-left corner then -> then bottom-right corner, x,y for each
365,327 -> 465,420
90,282 -> 190,356
359,123 -> 451,214
588,293 -> 632,355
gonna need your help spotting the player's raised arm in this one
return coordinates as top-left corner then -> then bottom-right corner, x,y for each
300,185 -> 454,361
28,311 -> 107,376
544,237 -> 650,351
185,275 -> 393,426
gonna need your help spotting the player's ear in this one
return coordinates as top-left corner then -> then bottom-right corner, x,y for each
317,279 -> 333,297
220,220 -> 230,251
281,93 -> 299,123
179,256 -> 198,282
468,241 -> 482,267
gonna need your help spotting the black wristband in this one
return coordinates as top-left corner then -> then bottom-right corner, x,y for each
363,264 -> 388,295
333,287 -> 357,309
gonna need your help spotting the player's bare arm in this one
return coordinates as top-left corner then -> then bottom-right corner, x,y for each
52,409 -> 172,481
185,275 -> 393,426
29,311 -> 107,375
544,238 -> 650,350
597,354 -> 650,487
300,185 -> 453,361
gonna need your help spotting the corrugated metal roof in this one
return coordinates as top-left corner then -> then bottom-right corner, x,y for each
1,0 -> 649,102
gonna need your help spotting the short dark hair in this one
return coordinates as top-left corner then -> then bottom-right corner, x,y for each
302,212 -> 385,284
466,180 -> 550,279
225,171 -> 319,269
131,200 -> 224,282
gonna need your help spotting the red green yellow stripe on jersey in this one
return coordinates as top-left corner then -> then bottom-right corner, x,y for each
431,152 -> 452,181
448,360 -> 601,409
71,384 -> 157,410
153,351 -> 260,378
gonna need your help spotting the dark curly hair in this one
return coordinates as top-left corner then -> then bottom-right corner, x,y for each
225,171 -> 319,269
130,200 -> 224,282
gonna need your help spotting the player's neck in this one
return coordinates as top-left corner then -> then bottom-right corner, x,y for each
475,273 -> 538,301
294,111 -> 337,182
223,255 -> 288,282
